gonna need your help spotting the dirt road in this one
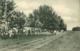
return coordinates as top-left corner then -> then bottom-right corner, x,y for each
0,32 -> 66,51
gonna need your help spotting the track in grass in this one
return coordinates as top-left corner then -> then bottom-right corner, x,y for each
0,34 -> 54,51
5,32 -> 66,51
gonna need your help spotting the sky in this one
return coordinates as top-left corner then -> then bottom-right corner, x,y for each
14,0 -> 80,30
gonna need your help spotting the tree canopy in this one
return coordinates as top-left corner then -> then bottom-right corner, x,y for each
0,0 -> 26,37
27,5 -> 67,31
72,27 -> 80,31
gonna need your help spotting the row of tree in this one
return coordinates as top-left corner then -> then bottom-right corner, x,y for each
0,0 -> 67,38
27,5 -> 67,31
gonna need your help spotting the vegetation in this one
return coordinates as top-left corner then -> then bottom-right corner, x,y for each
72,27 -> 80,31
0,0 -> 26,38
27,5 -> 67,31
0,0 -> 67,38
0,1 -> 80,51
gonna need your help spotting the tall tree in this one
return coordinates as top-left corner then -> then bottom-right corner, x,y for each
0,0 -> 26,37
28,5 -> 67,31
9,11 -> 26,29
0,0 -> 16,37
1,0 -> 26,30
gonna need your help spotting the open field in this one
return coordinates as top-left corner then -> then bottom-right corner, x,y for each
0,31 -> 80,51
33,31 -> 80,51
0,34 -> 53,48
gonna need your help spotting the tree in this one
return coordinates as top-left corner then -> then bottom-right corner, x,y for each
0,0 -> 12,37
27,13 -> 35,27
0,0 -> 26,38
0,0 -> 16,19
9,11 -> 26,29
0,0 -> 16,28
72,27 -> 80,31
12,11 -> 26,33
59,19 -> 67,31
28,5 -> 67,31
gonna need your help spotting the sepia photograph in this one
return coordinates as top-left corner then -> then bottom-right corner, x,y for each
0,0 -> 80,51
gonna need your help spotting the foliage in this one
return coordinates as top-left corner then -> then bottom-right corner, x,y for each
28,5 -> 67,31
0,0 -> 16,19
0,0 -> 26,38
9,11 -> 26,29
72,27 -> 80,31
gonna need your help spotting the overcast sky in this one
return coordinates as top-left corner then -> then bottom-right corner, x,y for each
14,0 -> 80,30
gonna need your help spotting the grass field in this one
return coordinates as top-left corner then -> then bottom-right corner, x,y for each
33,31 -> 80,51
0,34 -> 53,49
0,31 -> 80,51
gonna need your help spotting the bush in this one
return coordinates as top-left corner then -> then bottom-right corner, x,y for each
72,27 -> 80,31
